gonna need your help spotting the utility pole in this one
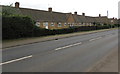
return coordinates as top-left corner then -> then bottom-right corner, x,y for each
107,10 -> 108,18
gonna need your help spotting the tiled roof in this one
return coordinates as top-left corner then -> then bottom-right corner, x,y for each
1,6 -> 69,22
73,15 -> 88,23
2,5 -> 114,24
73,15 -> 99,23
18,8 -> 69,22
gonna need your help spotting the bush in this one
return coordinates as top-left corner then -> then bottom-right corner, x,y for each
2,16 -> 35,39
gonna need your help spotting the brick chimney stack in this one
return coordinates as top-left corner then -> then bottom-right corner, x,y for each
82,13 -> 85,16
48,7 -> 52,12
74,12 -> 77,15
15,2 -> 20,8
113,17 -> 115,19
99,14 -> 101,17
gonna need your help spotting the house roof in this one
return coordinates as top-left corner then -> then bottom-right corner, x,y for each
2,5 -> 70,22
73,14 -> 99,23
73,14 -> 89,23
18,7 -> 69,22
2,5 -> 112,24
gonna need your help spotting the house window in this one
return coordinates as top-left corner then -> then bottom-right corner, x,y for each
58,23 -> 62,27
68,23 -> 70,26
83,23 -> 85,25
64,23 -> 67,26
79,23 -> 81,25
43,22 -> 49,29
51,23 -> 54,26
43,22 -> 49,26
72,23 -> 74,25
35,22 -> 40,27
111,20 -> 114,23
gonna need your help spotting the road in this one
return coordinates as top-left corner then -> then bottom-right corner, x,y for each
2,29 -> 118,72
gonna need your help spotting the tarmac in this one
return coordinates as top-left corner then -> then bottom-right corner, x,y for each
2,28 -> 119,72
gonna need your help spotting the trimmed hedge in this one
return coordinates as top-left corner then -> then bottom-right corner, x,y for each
3,16 -> 35,39
3,16 -> 113,40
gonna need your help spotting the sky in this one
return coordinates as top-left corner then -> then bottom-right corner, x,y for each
118,1 -> 120,19
1,0 -> 120,18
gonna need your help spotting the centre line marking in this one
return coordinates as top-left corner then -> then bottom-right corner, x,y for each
89,37 -> 102,41
89,38 -> 96,41
55,42 -> 82,51
0,55 -> 33,65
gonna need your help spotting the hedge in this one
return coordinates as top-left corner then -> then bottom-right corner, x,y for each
3,16 -> 35,39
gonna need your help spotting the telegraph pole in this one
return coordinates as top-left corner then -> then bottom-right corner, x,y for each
107,10 -> 108,18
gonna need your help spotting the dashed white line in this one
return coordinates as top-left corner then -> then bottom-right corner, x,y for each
55,42 -> 82,51
89,37 -> 102,41
89,38 -> 96,41
0,55 -> 33,65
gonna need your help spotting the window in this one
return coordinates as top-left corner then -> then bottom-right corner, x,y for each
43,22 -> 48,26
83,23 -> 85,25
68,23 -> 70,26
51,23 -> 54,26
89,23 -> 91,25
58,23 -> 62,27
79,23 -> 81,25
43,22 -> 49,29
72,23 -> 74,25
111,20 -> 114,23
35,22 -> 40,27
64,23 -> 67,26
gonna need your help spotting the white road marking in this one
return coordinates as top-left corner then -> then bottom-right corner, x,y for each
89,38 -> 96,41
89,37 -> 102,41
55,42 -> 82,51
0,55 -> 33,65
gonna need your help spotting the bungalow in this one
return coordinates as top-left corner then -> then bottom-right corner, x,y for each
14,3 -> 71,29
108,18 -> 118,25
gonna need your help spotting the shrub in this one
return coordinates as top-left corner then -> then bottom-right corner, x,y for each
2,16 -> 35,39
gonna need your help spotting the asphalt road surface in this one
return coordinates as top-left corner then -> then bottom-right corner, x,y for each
2,29 -> 118,72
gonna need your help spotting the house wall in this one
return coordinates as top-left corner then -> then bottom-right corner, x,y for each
67,14 -> 76,26
37,22 -> 69,30
35,14 -> 119,30
54,22 -> 69,29
108,19 -> 118,25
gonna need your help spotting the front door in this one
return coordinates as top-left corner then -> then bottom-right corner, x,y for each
44,22 -> 48,29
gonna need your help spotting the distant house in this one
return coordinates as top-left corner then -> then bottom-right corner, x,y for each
108,18 -> 118,25
118,19 -> 120,25
1,2 -> 119,29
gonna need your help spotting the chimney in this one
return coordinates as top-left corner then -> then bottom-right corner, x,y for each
48,7 -> 52,12
113,17 -> 115,19
15,2 -> 20,8
74,12 -> 77,15
99,14 -> 101,17
82,13 -> 85,16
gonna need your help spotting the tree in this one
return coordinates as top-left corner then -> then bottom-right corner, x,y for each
2,5 -> 20,16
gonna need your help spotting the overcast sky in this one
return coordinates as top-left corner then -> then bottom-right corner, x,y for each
1,0 -> 120,18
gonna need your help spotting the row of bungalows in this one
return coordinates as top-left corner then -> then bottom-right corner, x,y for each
118,19 -> 120,24
1,2 -> 119,30
108,18 -> 118,25
70,12 -> 110,26
19,7 -> 71,29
